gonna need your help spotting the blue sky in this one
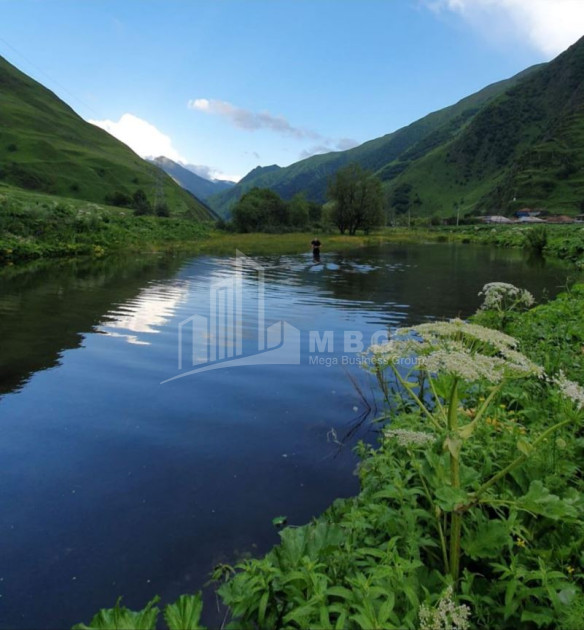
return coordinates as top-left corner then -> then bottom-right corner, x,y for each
1,0 -> 583,181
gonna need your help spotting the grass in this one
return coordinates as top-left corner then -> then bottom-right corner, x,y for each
0,55 -> 210,220
0,184 -> 211,263
2,181 -> 583,266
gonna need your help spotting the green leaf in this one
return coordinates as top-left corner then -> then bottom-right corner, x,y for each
515,481 -> 578,520
326,586 -> 354,600
73,596 -> 160,630
434,485 -> 468,511
458,418 -> 479,440
272,515 -> 288,528
462,520 -> 511,560
516,438 -> 533,456
443,435 -> 462,459
163,594 -> 205,630
520,609 -> 555,627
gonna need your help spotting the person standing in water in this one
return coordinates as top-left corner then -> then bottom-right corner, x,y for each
311,237 -> 321,261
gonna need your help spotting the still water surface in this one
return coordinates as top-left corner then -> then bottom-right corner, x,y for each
0,244 -> 579,628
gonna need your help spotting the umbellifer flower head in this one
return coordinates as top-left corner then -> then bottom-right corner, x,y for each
419,585 -> 471,630
368,319 -> 542,383
478,282 -> 535,312
554,371 -> 584,411
384,429 -> 436,447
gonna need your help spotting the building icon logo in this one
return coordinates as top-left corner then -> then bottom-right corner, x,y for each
161,251 -> 301,383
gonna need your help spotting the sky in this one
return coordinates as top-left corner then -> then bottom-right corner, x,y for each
1,0 -> 583,182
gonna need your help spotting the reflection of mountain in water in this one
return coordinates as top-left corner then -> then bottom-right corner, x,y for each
0,255 -> 187,396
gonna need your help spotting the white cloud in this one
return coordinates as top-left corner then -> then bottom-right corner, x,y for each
427,0 -> 584,56
183,163 -> 241,183
188,98 -> 322,140
299,138 -> 360,160
189,98 -> 360,162
89,113 -> 186,162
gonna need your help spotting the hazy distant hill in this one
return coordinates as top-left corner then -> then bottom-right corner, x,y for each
208,64 -> 543,217
0,55 -> 212,220
149,156 -> 234,201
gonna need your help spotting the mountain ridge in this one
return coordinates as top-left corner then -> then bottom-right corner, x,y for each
0,55 -> 212,220
148,156 -> 235,201
207,63 -> 545,217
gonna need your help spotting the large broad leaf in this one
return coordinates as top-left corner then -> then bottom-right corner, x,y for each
163,593 -> 206,630
72,596 -> 160,630
434,485 -> 469,511
514,481 -> 579,520
462,520 -> 511,559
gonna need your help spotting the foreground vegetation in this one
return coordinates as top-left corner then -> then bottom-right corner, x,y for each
74,283 -> 584,629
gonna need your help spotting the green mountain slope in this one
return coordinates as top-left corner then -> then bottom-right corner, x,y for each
0,55 -> 212,220
149,156 -> 234,201
385,36 -> 584,217
208,65 -> 542,217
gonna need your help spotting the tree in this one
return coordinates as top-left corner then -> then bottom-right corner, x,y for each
288,193 -> 310,228
232,188 -> 289,232
131,189 -> 152,215
327,164 -> 385,235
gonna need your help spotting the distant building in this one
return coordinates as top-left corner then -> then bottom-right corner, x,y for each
515,208 -> 541,218
482,215 -> 514,224
518,216 -> 546,223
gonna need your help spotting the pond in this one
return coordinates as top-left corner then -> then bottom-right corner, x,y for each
0,243 -> 579,629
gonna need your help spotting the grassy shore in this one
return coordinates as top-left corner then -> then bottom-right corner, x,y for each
2,185 -> 583,265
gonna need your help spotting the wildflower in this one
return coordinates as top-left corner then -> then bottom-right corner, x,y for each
373,320 -> 542,383
478,282 -> 535,312
515,537 -> 527,548
567,565 -> 575,575
384,429 -> 435,448
419,586 -> 471,630
554,371 -> 584,411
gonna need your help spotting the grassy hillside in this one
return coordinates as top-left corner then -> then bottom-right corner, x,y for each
0,183 -> 210,262
386,36 -> 584,218
208,65 -> 543,217
0,55 -> 212,221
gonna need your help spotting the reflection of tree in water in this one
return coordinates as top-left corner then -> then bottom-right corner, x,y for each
0,254 -> 187,395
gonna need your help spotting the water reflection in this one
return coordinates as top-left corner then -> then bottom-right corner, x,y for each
0,255 -> 187,394
0,244 -> 580,630
100,283 -> 190,345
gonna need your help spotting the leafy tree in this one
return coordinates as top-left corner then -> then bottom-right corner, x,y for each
308,201 -> 323,225
104,191 -> 132,208
327,164 -> 385,235
232,188 -> 289,232
155,202 -> 170,218
288,193 -> 310,228
131,189 -> 152,216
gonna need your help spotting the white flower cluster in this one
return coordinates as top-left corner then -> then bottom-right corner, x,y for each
478,282 -> 535,312
554,371 -> 584,411
419,586 -> 471,630
384,429 -> 436,447
368,319 -> 542,383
